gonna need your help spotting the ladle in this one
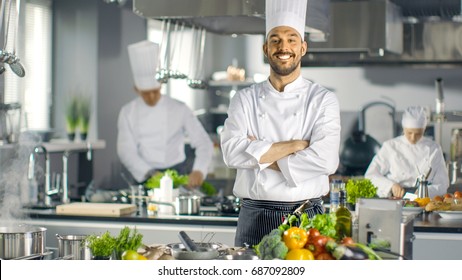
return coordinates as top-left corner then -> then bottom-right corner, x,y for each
187,27 -> 208,89
169,22 -> 187,79
156,19 -> 171,83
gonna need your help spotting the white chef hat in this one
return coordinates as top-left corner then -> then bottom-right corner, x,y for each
265,0 -> 307,39
402,106 -> 428,129
127,40 -> 161,90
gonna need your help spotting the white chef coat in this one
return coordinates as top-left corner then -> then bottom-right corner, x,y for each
364,135 -> 449,198
220,76 -> 341,201
117,95 -> 213,182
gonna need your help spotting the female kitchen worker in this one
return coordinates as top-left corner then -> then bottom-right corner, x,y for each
117,40 -> 213,188
365,106 -> 449,199
220,0 -> 341,247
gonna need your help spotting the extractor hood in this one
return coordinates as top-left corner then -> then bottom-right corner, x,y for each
130,0 -> 462,66
132,0 -> 330,41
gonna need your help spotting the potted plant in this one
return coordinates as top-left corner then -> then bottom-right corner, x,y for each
65,95 -> 79,141
345,178 -> 378,211
77,95 -> 91,140
86,231 -> 116,260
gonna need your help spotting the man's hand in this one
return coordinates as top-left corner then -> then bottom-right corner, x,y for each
187,170 -> 204,189
391,183 -> 405,198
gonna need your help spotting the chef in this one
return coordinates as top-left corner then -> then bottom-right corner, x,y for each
220,0 -> 341,247
117,40 -> 213,188
365,106 -> 449,198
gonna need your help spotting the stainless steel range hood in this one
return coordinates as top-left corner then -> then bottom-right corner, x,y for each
132,0 -> 330,41
130,0 -> 462,66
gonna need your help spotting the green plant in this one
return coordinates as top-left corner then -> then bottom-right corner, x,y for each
77,95 -> 91,134
86,231 -> 116,257
345,178 -> 378,204
114,226 -> 143,260
65,95 -> 79,133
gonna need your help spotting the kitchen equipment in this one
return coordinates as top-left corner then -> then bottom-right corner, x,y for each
0,225 -> 46,260
187,27 -> 208,89
56,234 -> 92,260
173,231 -> 219,260
178,230 -> 199,251
176,194 -> 201,215
357,198 -> 414,260
340,101 -> 396,176
56,202 -> 137,217
149,194 -> 201,215
0,102 -> 21,144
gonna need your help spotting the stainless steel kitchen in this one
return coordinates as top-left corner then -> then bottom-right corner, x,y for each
1,0 -> 462,269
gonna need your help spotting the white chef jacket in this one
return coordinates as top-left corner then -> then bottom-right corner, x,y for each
220,76 -> 341,201
117,95 -> 213,182
364,135 -> 449,198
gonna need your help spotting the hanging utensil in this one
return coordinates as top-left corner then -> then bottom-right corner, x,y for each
8,0 -> 24,77
156,19 -> 171,83
169,22 -> 187,79
187,27 -> 208,89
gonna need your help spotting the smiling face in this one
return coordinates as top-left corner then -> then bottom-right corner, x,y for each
403,127 -> 425,144
263,26 -> 307,78
136,86 -> 162,107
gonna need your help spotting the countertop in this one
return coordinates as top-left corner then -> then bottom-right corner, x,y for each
23,206 -> 462,233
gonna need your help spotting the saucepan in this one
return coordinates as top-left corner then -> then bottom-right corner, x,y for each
56,234 -> 92,260
0,224 -> 47,260
149,194 -> 201,215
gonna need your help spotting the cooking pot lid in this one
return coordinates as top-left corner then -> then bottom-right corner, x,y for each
0,224 -> 46,234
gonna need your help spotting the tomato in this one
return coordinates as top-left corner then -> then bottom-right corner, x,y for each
454,191 -> 462,199
307,228 -> 320,242
305,235 -> 334,257
340,237 -> 355,245
315,252 -> 335,260
285,249 -> 315,260
433,195 -> 443,202
283,227 -> 308,250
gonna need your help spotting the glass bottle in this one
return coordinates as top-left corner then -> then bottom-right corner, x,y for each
335,190 -> 352,239
329,179 -> 344,213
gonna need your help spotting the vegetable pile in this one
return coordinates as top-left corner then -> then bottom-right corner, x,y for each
254,213 -> 382,260
144,169 -> 217,196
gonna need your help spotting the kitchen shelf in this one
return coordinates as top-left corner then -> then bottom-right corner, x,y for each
43,139 -> 106,153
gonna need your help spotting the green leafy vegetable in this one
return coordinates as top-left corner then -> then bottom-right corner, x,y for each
144,169 -> 217,195
114,226 -> 143,260
345,178 -> 378,204
86,231 -> 117,257
144,169 -> 188,189
302,212 -> 337,239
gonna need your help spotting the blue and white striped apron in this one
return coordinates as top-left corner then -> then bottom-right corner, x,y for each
234,198 -> 324,247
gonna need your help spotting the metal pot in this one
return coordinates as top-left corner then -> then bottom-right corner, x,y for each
56,234 -> 92,260
175,195 -> 201,215
0,225 -> 46,260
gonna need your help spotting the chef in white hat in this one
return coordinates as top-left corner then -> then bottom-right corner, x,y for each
365,106 -> 449,198
117,40 -> 213,188
220,0 -> 341,247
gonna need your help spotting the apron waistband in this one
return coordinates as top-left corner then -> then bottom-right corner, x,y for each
242,198 -> 323,212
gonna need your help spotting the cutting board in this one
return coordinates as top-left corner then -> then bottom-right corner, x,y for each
56,203 -> 137,217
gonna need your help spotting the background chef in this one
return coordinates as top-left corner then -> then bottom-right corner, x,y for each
117,40 -> 213,188
220,0 -> 341,247
365,106 -> 449,198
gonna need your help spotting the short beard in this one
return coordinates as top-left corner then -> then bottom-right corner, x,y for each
268,56 -> 301,76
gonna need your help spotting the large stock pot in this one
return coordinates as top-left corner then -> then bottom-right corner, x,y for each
0,225 -> 47,259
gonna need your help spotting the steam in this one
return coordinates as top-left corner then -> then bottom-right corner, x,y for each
0,133 -> 42,227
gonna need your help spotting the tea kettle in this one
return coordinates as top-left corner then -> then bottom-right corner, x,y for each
0,102 -> 21,144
